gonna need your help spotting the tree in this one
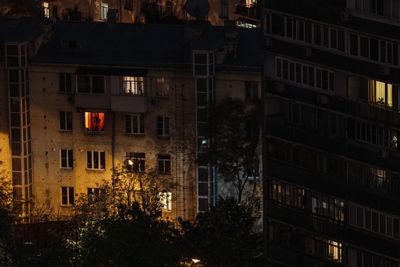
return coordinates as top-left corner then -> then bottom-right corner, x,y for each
202,99 -> 262,204
182,198 -> 261,267
0,173 -> 14,266
64,165 -> 181,266
0,0 -> 41,17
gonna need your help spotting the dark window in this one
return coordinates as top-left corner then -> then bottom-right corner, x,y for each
59,111 -> 72,131
59,73 -> 72,93
157,116 -> 170,136
271,14 -> 285,36
125,0 -> 133,10
92,76 -> 105,94
61,187 -> 74,206
360,37 -> 369,58
370,39 -> 379,60
158,154 -> 171,174
125,114 -> 144,134
77,76 -> 90,93
350,34 -> 359,56
60,149 -> 73,168
86,151 -> 105,170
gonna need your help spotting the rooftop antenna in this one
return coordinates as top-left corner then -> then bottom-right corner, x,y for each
184,0 -> 209,20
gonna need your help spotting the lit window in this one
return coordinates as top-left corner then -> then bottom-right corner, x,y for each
123,76 -> 144,95
158,192 -> 172,212
245,0 -> 256,8
369,80 -> 393,107
43,2 -> 50,18
125,114 -> 144,134
61,187 -> 74,206
236,21 -> 257,28
125,152 -> 145,172
327,240 -> 342,263
85,112 -> 105,132
157,154 -> 171,174
60,149 -> 73,169
157,116 -> 170,137
60,111 -> 73,131
100,2 -> 109,21
86,151 -> 106,170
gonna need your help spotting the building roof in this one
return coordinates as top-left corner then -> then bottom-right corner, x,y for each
33,21 -> 262,70
0,17 -> 42,42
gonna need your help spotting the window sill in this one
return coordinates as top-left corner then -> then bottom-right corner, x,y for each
84,130 -> 105,135
126,133 -> 145,136
60,205 -> 74,208
59,129 -> 73,133
86,168 -> 106,172
58,91 -> 73,95
60,167 -> 73,170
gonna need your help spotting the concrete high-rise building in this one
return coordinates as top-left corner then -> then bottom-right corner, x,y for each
264,0 -> 400,266
0,17 -> 261,221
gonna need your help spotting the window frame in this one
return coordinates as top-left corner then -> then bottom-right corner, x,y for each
59,111 -> 73,131
86,150 -> 106,170
157,154 -> 171,175
157,116 -> 170,137
61,186 -> 74,206
60,149 -> 73,169
125,113 -> 144,135
84,112 -> 105,132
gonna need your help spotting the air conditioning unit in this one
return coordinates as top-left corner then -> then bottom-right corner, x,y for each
317,94 -> 329,105
302,47 -> 312,57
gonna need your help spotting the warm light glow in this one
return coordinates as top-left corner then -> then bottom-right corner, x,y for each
328,240 -> 342,263
192,258 -> 201,264
370,80 -> 393,107
85,112 -> 105,132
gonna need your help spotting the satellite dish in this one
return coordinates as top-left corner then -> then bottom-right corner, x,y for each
185,0 -> 209,19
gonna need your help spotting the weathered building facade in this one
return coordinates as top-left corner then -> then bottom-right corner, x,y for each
0,18 -> 261,221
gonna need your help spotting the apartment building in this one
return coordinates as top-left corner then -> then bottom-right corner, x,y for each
0,17 -> 261,221
264,0 -> 400,266
1,0 -> 260,27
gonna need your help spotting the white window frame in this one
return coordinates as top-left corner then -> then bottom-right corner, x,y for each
60,111 -> 73,131
60,186 -> 74,206
157,154 -> 171,174
157,116 -> 170,137
126,113 -> 144,135
60,149 -> 73,169
86,151 -> 106,170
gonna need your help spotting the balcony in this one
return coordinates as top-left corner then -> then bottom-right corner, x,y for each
74,94 -> 110,110
110,94 -> 146,113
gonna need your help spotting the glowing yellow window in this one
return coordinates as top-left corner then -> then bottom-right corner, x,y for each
369,80 -> 393,107
328,240 -> 342,263
43,2 -> 50,18
85,112 -> 105,132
